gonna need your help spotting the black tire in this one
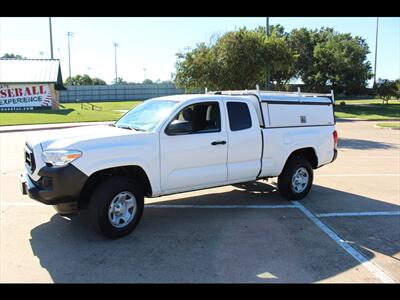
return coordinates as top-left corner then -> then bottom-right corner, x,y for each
89,176 -> 144,239
278,155 -> 314,200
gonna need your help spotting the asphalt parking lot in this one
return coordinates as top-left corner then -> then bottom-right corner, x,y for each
0,120 -> 399,283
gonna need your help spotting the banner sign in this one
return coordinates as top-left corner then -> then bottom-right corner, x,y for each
0,84 -> 52,111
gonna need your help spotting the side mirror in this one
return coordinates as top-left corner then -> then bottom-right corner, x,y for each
166,120 -> 192,135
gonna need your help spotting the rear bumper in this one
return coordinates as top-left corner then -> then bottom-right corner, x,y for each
20,164 -> 88,206
331,149 -> 338,162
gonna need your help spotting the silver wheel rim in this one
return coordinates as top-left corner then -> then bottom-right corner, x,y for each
108,191 -> 137,228
291,167 -> 309,194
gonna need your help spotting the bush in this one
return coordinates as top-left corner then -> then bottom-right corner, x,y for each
374,78 -> 398,104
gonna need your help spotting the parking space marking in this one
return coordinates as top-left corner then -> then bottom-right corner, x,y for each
317,211 -> 400,218
145,204 -> 297,209
1,198 -> 397,283
337,156 -> 399,159
293,201 -> 396,283
0,202 -> 297,209
316,174 -> 400,177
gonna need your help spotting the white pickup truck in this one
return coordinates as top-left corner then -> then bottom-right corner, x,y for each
21,89 -> 338,238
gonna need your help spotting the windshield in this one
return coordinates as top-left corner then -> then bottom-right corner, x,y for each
115,100 -> 178,132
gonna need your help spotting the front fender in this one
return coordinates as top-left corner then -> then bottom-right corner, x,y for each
71,137 -> 161,196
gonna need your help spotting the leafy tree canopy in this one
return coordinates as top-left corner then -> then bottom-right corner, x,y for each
174,25 -> 373,95
112,77 -> 127,85
174,26 -> 297,90
65,74 -> 107,86
1,53 -> 26,59
375,78 -> 399,103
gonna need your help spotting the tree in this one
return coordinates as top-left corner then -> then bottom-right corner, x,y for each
375,78 -> 398,104
65,74 -> 93,85
1,53 -> 26,59
395,79 -> 400,100
288,27 -> 372,94
142,79 -> 154,84
161,80 -> 174,84
92,77 -> 107,85
112,77 -> 127,84
174,26 -> 297,90
64,74 -> 107,85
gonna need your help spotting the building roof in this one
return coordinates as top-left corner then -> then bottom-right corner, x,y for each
0,59 -> 64,87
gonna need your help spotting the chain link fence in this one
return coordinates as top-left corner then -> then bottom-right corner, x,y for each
59,84 -> 203,103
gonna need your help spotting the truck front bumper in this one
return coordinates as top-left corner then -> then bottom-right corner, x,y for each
21,164 -> 88,213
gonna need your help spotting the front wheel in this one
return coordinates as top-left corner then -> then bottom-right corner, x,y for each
89,176 -> 144,239
278,156 -> 314,200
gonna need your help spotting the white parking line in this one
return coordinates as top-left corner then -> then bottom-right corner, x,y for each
293,201 -> 396,283
316,174 -> 400,177
0,202 -> 297,209
145,204 -> 296,209
2,199 -> 397,282
317,211 -> 400,218
337,156 -> 400,159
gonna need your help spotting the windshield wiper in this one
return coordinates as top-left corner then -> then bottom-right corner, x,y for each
115,125 -> 146,131
130,127 -> 146,132
117,125 -> 134,130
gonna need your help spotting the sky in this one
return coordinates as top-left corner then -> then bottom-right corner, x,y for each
0,17 -> 399,86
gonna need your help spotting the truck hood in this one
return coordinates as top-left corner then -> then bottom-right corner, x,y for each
27,125 -> 146,150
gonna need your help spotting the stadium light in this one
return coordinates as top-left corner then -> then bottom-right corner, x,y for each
66,32 -> 74,78
113,42 -> 119,84
49,17 -> 54,59
373,17 -> 379,87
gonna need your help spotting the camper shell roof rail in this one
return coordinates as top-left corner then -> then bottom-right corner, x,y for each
206,87 -> 335,103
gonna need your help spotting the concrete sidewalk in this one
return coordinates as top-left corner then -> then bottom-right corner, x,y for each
0,121 -> 113,133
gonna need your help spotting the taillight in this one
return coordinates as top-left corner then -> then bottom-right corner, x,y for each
333,130 -> 338,149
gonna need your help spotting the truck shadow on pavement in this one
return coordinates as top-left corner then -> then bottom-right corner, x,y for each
29,181 -> 400,283
338,138 -> 397,150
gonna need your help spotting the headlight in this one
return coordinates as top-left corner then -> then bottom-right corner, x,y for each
42,150 -> 82,167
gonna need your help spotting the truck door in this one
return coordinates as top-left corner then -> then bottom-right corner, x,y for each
225,100 -> 263,182
160,100 -> 228,193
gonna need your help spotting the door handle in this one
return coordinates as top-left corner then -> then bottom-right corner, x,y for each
211,140 -> 226,146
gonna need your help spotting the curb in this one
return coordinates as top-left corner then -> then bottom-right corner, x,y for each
374,124 -> 400,130
336,118 -> 400,122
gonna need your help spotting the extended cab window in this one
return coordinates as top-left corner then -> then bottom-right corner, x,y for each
227,102 -> 252,131
166,102 -> 221,135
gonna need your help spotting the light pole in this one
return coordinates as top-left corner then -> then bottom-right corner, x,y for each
49,17 -> 54,59
265,17 -> 270,90
113,42 -> 119,84
66,32 -> 74,79
143,68 -> 146,81
373,17 -> 379,87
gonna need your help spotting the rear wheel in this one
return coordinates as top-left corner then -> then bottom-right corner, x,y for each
278,156 -> 313,200
89,176 -> 144,239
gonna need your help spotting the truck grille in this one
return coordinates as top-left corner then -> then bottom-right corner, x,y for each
24,145 -> 36,173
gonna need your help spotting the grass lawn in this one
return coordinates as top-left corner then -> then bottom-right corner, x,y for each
0,101 -> 142,126
334,99 -> 400,120
335,99 -> 400,105
375,122 -> 400,129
